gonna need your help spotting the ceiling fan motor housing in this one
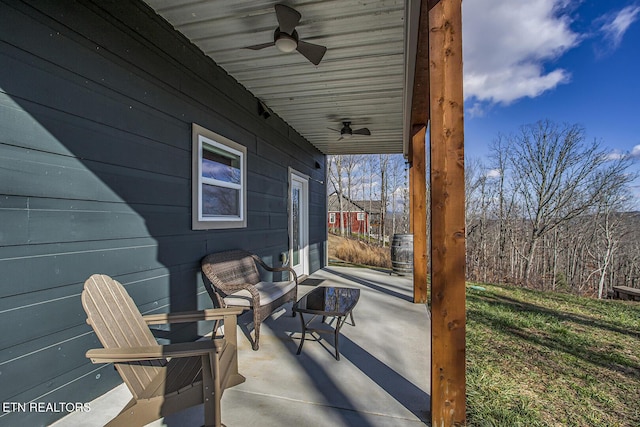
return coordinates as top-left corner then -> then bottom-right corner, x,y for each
274,28 -> 298,52
341,122 -> 353,138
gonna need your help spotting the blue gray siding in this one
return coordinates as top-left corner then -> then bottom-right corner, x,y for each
0,0 -> 327,425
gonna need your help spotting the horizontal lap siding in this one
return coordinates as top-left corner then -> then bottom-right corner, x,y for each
0,0 -> 326,425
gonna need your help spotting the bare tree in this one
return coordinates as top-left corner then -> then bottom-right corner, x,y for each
389,155 -> 406,236
364,155 -> 377,241
465,157 -> 484,280
343,155 -> 364,236
585,165 -> 637,297
377,154 -> 390,245
488,134 -> 519,283
328,155 -> 346,236
506,120 -> 634,285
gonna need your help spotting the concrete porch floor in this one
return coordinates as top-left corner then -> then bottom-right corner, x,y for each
53,266 -> 431,427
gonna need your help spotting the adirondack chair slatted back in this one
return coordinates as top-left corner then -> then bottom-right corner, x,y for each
82,274 -> 165,399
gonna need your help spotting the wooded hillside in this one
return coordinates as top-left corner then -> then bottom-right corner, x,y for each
329,120 -> 640,297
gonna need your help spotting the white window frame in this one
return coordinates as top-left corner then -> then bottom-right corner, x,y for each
357,212 -> 365,221
192,123 -> 247,230
329,212 -> 336,224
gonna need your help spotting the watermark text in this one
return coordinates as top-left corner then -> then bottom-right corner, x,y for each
2,402 -> 90,413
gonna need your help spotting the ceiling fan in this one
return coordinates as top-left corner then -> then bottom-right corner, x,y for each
244,4 -> 327,65
330,121 -> 371,140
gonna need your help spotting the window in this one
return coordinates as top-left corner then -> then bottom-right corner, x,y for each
329,212 -> 336,224
357,212 -> 365,221
192,123 -> 247,229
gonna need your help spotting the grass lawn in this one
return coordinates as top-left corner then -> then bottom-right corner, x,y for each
466,283 -> 640,426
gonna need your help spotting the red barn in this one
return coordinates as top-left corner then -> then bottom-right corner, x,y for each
327,193 -> 382,236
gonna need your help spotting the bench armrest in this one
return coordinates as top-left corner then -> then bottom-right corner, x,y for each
86,340 -> 225,363
251,254 -> 299,284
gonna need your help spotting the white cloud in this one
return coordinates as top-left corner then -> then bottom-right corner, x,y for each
604,145 -> 640,161
467,101 -> 487,118
392,187 -> 406,197
598,5 -> 640,52
463,0 -> 580,106
604,151 -> 625,161
485,169 -> 501,178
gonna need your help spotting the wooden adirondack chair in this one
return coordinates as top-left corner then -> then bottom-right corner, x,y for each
82,274 -> 245,427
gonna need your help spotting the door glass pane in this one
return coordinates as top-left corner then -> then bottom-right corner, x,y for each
292,186 -> 300,265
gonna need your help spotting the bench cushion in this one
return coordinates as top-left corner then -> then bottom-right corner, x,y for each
223,280 -> 297,308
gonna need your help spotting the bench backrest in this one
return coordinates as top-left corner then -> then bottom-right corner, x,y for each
201,250 -> 261,294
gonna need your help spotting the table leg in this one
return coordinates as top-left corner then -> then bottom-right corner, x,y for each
334,315 -> 349,361
296,312 -> 306,355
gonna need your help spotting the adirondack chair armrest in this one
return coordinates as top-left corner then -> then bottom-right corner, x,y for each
142,307 -> 244,325
86,340 -> 225,363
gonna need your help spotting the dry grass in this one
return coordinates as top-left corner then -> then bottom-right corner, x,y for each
328,233 -> 391,269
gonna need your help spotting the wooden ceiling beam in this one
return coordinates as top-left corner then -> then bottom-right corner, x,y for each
409,0 -> 431,144
428,0 -> 443,11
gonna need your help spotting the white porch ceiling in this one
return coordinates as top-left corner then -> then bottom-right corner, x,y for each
144,0 -> 413,155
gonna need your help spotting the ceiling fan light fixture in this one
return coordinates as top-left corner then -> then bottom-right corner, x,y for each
275,34 -> 297,52
331,120 -> 370,140
244,5 -> 325,65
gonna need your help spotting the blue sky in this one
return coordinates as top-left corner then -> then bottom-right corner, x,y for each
462,0 -> 640,199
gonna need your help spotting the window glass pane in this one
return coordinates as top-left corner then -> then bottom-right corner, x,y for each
202,184 -> 239,217
202,145 -> 241,184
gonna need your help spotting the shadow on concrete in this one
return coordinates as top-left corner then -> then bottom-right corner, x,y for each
324,267 -> 414,302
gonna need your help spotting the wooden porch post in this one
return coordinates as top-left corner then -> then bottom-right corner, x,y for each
411,127 -> 428,303
429,0 -> 466,425
409,0 -> 431,305
409,153 -> 414,234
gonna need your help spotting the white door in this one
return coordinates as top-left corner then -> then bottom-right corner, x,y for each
290,171 -> 309,277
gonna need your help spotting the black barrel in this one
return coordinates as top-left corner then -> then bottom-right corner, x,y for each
391,234 -> 413,275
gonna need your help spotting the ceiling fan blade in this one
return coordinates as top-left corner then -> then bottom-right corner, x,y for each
328,127 -> 341,132
245,41 -> 275,50
275,4 -> 301,34
296,40 -> 327,65
353,128 -> 371,136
